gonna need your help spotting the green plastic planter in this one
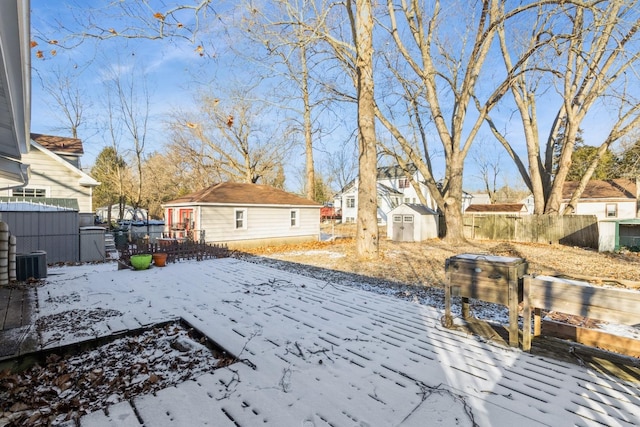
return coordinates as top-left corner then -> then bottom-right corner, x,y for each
130,254 -> 152,270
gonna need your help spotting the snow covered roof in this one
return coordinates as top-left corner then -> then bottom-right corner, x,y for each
0,197 -> 79,211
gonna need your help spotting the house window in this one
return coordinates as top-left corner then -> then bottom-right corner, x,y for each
346,197 -> 355,208
290,209 -> 299,227
12,188 -> 46,197
235,209 -> 247,229
345,217 -> 355,223
399,178 -> 409,189
404,197 -> 411,204
605,204 -> 618,218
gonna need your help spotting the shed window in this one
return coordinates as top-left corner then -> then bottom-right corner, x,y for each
605,204 -> 617,218
12,188 -> 46,198
235,209 -> 247,229
290,209 -> 299,227
346,197 -> 355,208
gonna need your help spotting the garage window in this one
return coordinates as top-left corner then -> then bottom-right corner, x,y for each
235,209 -> 247,229
605,204 -> 617,218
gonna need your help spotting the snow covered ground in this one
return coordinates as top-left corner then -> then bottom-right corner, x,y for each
12,258 -> 640,426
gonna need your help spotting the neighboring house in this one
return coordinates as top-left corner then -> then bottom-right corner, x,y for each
0,0 -> 30,187
0,133 -> 100,226
162,182 -> 322,249
465,203 -> 528,215
560,178 -> 639,220
334,164 -> 472,225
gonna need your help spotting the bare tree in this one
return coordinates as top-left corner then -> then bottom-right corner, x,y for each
324,141 -> 359,193
490,1 -> 640,215
239,0 -> 329,201
35,64 -> 90,139
375,0 -> 525,243
471,140 -> 503,204
103,64 -> 150,210
168,89 -> 292,185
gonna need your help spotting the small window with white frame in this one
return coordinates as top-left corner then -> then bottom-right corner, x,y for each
12,187 -> 47,198
290,209 -> 299,227
234,208 -> 247,229
605,203 -> 617,218
346,197 -> 355,208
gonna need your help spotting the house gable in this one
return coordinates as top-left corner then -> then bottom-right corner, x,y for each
0,137 -> 99,214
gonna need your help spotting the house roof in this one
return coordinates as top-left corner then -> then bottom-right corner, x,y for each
562,178 -> 637,200
393,203 -> 438,215
164,182 -> 322,207
377,164 -> 418,179
0,1 -> 30,185
465,203 -> 526,213
377,183 -> 403,195
31,133 -> 84,155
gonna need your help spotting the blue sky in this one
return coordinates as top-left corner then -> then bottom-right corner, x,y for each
29,1 -> 635,195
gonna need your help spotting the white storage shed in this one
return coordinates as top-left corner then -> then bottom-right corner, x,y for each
387,204 -> 439,242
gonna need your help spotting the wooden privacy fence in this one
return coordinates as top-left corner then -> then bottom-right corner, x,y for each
463,214 -> 599,248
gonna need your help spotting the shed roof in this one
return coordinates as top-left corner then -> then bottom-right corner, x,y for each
31,133 -> 84,155
562,178 -> 636,200
465,203 -> 526,213
392,203 -> 438,215
164,182 -> 321,207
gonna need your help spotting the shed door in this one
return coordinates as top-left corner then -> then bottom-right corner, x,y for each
392,214 -> 414,242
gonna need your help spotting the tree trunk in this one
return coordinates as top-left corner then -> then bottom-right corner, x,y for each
301,43 -> 315,201
441,166 -> 466,244
354,0 -> 378,259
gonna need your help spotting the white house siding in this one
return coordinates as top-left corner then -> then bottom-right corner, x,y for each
197,205 -> 320,247
0,148 -> 93,213
562,200 -> 637,221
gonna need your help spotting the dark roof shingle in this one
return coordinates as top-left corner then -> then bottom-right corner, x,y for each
165,183 -> 321,206
561,178 -> 636,200
465,203 -> 526,213
31,133 -> 84,155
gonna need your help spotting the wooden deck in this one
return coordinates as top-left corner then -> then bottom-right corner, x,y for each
27,259 -> 639,426
0,285 -> 36,359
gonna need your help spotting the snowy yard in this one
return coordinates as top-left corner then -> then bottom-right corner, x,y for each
3,258 -> 640,426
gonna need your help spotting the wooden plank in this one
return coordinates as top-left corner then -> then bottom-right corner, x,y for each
0,287 -> 10,329
449,281 -> 510,306
3,289 -> 25,329
541,320 -> 640,358
523,275 -> 640,351
528,277 -> 640,324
